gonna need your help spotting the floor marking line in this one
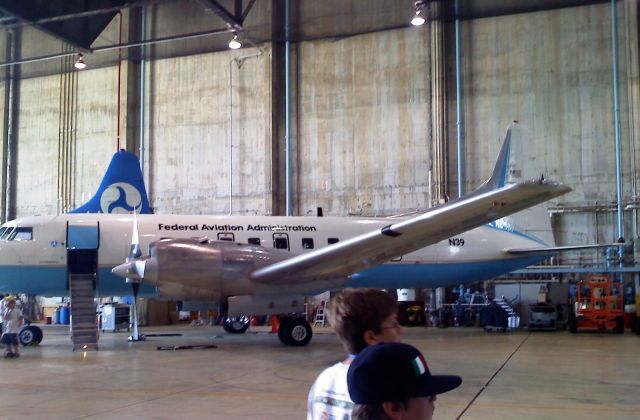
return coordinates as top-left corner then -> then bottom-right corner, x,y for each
456,331 -> 531,419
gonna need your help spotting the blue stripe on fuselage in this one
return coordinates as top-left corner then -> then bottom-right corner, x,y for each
347,255 -> 552,289
0,266 -> 156,297
0,256 -> 554,297
486,223 -> 549,247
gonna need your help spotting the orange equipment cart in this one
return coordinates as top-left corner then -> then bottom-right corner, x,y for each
569,273 -> 624,334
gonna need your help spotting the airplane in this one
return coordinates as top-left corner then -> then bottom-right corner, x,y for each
0,124 -> 571,346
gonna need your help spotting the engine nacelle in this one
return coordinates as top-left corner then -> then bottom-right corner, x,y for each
141,238 -> 292,300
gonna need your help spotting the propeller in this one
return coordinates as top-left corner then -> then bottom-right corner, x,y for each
121,210 -> 145,342
112,210 -> 148,280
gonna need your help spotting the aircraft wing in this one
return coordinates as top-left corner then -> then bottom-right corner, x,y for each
251,179 -> 571,286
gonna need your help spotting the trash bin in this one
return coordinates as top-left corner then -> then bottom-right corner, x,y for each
60,306 -> 71,324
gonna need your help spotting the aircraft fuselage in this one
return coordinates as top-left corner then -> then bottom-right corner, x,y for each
0,213 -> 551,298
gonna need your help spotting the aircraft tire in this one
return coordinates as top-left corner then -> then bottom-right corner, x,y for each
280,317 -> 312,347
19,325 -> 42,346
33,325 -> 43,343
223,316 -> 249,334
277,317 -> 293,345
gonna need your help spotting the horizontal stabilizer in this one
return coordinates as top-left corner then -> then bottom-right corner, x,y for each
505,243 -> 625,256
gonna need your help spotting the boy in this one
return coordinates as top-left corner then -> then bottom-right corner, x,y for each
307,288 -> 403,420
1,296 -> 23,358
347,342 -> 462,420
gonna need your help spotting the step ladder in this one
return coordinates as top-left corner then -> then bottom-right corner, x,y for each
313,301 -> 327,327
69,273 -> 99,351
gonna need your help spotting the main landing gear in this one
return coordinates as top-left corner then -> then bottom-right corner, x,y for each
223,316 -> 250,334
277,316 -> 312,347
222,315 -> 313,346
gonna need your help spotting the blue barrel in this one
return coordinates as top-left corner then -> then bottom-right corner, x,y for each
60,306 -> 71,324
54,308 -> 61,324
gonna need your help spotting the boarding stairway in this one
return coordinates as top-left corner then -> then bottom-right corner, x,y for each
493,296 -> 520,329
480,296 -> 520,332
69,273 -> 99,351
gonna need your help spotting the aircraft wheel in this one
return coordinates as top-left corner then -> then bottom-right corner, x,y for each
19,325 -> 43,346
223,316 -> 249,334
279,317 -> 312,347
33,325 -> 43,343
277,317 -> 292,345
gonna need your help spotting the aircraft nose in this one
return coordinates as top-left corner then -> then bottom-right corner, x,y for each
0,243 -> 20,265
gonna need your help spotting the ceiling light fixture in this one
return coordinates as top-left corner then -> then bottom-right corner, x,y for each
74,53 -> 86,70
228,33 -> 241,50
411,1 -> 426,26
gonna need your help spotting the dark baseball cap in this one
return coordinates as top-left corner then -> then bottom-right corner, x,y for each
347,342 -> 462,404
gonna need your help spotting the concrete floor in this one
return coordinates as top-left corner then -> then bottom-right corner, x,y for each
0,324 -> 638,420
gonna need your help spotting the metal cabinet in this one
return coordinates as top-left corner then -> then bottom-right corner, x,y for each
100,304 -> 130,332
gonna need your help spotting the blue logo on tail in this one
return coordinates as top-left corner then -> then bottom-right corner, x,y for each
70,150 -> 152,214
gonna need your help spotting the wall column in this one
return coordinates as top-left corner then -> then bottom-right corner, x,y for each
429,0 -> 448,205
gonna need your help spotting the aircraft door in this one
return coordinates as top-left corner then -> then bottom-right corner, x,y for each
273,233 -> 290,251
66,222 -> 100,278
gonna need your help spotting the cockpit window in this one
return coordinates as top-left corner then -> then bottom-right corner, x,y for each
0,227 -> 14,240
10,227 -> 33,241
0,227 -> 8,239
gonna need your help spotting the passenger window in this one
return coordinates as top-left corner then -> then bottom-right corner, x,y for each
11,227 -> 33,241
302,238 -> 314,249
248,238 -> 261,246
328,238 -> 339,245
273,233 -> 289,250
218,233 -> 234,242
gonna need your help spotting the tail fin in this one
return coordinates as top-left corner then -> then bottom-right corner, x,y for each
70,150 -> 152,214
472,121 -> 524,196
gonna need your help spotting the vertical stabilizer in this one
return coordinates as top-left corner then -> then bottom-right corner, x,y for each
471,121 -> 522,196
486,122 -> 514,189
70,150 -> 152,214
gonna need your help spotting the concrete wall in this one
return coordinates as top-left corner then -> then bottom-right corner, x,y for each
15,67 -> 124,215
15,74 -> 63,215
452,1 -> 640,249
458,3 -> 628,196
146,48 -> 271,215
295,28 -> 431,216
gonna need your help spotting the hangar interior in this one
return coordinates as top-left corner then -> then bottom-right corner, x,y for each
0,1 -> 639,419
1,1 -> 639,314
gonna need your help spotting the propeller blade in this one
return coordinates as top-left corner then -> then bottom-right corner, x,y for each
113,210 -> 146,283
112,260 -> 146,281
128,209 -> 142,261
